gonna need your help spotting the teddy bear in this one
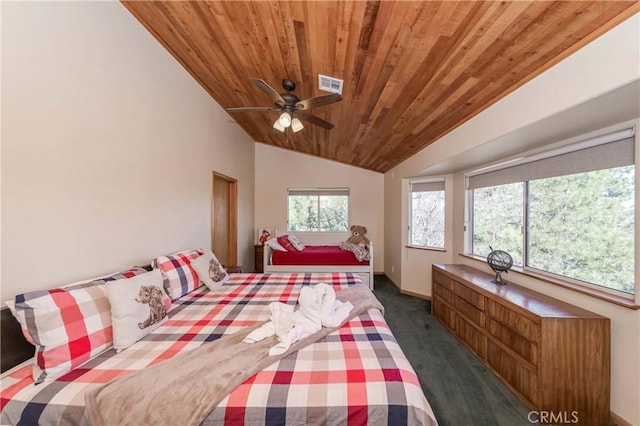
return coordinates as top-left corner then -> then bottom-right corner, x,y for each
346,225 -> 370,246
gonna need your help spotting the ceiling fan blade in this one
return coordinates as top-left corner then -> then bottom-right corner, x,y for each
297,112 -> 335,129
295,93 -> 342,110
251,78 -> 286,107
227,106 -> 277,112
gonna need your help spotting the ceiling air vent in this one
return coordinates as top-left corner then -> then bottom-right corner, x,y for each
318,74 -> 343,95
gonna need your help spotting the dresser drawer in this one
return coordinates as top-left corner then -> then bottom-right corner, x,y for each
455,314 -> 487,359
487,300 -> 539,342
433,282 -> 454,305
433,270 -> 453,290
454,281 -> 486,310
433,296 -> 455,331
487,340 -> 538,407
455,296 -> 486,328
487,318 -> 537,366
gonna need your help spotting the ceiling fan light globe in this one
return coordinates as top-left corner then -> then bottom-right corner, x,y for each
278,112 -> 292,127
273,120 -> 286,133
291,118 -> 304,132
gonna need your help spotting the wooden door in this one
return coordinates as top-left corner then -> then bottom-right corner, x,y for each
211,172 -> 237,267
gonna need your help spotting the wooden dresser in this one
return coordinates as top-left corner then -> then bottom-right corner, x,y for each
432,264 -> 610,425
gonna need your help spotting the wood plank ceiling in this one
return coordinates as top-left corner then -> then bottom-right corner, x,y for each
122,1 -> 638,173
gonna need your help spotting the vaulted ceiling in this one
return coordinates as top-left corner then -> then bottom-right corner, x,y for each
122,1 -> 638,173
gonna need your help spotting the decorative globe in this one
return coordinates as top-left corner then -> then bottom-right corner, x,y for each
487,248 -> 513,285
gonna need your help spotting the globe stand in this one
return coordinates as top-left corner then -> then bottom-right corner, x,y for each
492,271 -> 507,285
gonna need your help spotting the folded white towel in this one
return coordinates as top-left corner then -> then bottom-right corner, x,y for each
270,302 -> 295,338
269,312 -> 322,355
248,284 -> 355,353
269,286 -> 323,355
316,283 -> 354,328
243,321 -> 275,343
297,286 -> 323,326
327,300 -> 353,328
244,302 -> 295,344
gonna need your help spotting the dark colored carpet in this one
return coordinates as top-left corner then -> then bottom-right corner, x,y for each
374,275 -> 532,426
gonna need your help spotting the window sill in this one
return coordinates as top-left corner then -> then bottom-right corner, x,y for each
458,253 -> 639,310
406,245 -> 446,252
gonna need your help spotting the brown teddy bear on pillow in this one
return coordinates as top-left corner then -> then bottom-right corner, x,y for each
346,225 -> 370,246
135,285 -> 168,330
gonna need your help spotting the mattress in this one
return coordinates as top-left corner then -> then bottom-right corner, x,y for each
271,245 -> 369,266
1,272 -> 436,425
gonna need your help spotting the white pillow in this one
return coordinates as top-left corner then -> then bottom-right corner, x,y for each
265,237 -> 287,252
287,234 -> 306,251
106,269 -> 171,352
190,251 -> 229,291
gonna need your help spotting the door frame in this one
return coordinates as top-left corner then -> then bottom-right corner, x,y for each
211,171 -> 238,266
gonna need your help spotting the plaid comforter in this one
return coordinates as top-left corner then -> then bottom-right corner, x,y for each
1,273 -> 437,425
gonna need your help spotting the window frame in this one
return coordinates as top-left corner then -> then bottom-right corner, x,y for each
286,188 -> 350,232
464,125 -> 637,304
407,177 -> 446,250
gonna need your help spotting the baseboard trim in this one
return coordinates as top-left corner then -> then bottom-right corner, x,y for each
382,274 -> 431,301
384,274 -> 401,290
400,289 -> 431,301
610,411 -> 632,426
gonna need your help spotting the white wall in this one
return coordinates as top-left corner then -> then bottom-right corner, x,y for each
1,2 -> 255,301
390,174 -> 454,296
254,144 -> 384,271
384,14 -> 640,425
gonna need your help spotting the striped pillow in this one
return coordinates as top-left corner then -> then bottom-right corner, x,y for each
277,236 -> 296,252
9,267 -> 148,384
286,234 -> 306,251
152,249 -> 204,300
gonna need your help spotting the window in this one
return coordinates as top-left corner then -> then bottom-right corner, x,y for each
472,182 -> 523,265
467,128 -> 636,296
409,179 -> 445,249
287,188 -> 349,232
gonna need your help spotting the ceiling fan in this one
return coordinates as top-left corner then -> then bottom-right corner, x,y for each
227,78 -> 342,133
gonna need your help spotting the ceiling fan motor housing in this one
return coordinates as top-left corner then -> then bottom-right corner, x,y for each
280,79 -> 300,109
282,79 -> 296,92
280,93 -> 300,109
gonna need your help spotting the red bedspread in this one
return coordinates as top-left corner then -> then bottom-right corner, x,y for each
272,245 -> 368,266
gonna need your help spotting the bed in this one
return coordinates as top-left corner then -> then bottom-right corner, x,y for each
264,240 -> 375,290
1,272 -> 436,425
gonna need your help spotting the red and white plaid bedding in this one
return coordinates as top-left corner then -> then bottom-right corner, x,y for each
1,273 -> 437,425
